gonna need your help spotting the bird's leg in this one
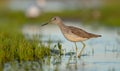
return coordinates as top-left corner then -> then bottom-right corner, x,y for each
78,41 -> 86,58
74,42 -> 78,57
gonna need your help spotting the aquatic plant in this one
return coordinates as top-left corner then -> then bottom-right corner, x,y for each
0,32 -> 50,65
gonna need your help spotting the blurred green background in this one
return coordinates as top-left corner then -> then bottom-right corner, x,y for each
0,0 -> 120,29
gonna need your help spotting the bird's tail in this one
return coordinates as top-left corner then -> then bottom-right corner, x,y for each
95,34 -> 101,37
89,33 -> 102,38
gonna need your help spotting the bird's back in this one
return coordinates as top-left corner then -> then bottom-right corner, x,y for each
67,26 -> 101,39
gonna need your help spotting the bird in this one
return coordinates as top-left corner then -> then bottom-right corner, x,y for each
41,16 -> 101,58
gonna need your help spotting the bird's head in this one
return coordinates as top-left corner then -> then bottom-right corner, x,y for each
41,16 -> 62,26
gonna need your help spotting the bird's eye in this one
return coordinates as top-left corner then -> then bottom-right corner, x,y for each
54,18 -> 56,20
52,18 -> 56,21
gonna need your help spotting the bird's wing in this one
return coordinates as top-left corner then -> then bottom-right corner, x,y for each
67,26 -> 100,38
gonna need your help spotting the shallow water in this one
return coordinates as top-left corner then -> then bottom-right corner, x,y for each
4,22 -> 120,71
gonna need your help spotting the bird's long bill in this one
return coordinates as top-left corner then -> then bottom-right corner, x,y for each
41,21 -> 51,26
41,23 -> 49,26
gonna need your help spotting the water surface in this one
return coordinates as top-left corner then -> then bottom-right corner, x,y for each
4,21 -> 120,71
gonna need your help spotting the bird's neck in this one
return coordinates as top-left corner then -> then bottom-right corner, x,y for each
57,21 -> 67,34
57,21 -> 66,29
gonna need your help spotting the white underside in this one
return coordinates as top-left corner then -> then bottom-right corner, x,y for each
63,33 -> 88,42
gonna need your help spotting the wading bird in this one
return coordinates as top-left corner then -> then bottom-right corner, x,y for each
41,16 -> 101,58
